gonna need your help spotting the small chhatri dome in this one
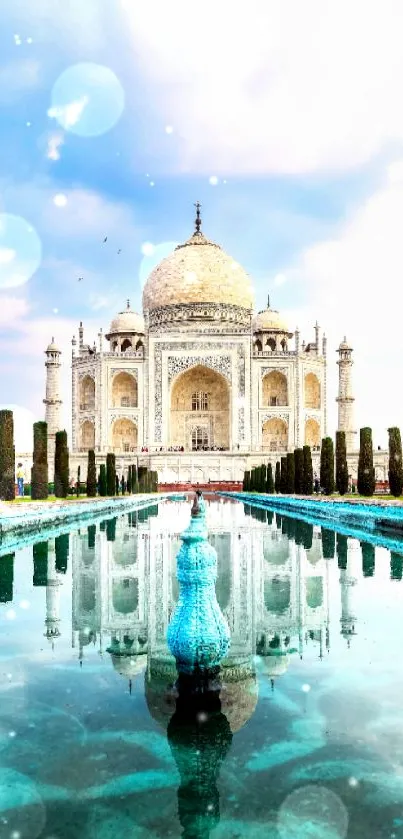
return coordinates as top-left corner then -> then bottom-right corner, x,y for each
142,203 -> 254,312
107,300 -> 145,336
338,336 -> 352,350
45,337 -> 60,353
253,295 -> 292,335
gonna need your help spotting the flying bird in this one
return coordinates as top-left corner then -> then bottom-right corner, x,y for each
117,249 -> 121,254
78,277 -> 83,282
103,236 -> 108,243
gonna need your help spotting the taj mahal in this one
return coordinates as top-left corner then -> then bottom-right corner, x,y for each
39,203 -> 388,485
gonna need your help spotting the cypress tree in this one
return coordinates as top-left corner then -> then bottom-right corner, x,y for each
388,427 -> 403,497
321,527 -> 335,559
336,431 -> 348,495
54,431 -> 69,498
106,517 -> 117,542
55,533 -> 69,574
0,553 -> 14,603
115,473 -> 119,495
357,428 -> 375,497
86,450 -> 97,497
127,465 -> 132,494
274,461 -> 281,493
266,463 -> 274,493
243,470 -> 250,491
286,452 -> 295,494
76,465 -> 81,497
390,552 -> 403,581
361,541 -> 375,577
294,448 -> 303,494
280,457 -> 288,493
0,410 -> 15,500
337,533 -> 348,569
106,453 -> 116,495
33,541 -> 48,586
302,446 -> 313,495
320,437 -> 335,495
99,463 -> 107,496
31,421 -> 48,500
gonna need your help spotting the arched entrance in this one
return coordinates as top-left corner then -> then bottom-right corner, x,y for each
80,420 -> 95,450
262,371 -> 288,406
305,418 -> 320,448
304,373 -> 321,408
80,375 -> 95,411
111,418 -> 138,452
112,372 -> 137,408
170,365 -> 230,451
262,418 -> 288,452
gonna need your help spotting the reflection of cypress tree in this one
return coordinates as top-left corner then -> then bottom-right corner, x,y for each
321,528 -> 335,559
149,504 -> 159,517
33,541 -> 48,586
294,519 -> 304,546
55,533 -> 69,574
167,673 -> 232,839
243,504 -> 251,517
286,517 -> 296,541
106,517 -> 117,542
100,520 -> 107,532
390,552 -> 403,581
127,511 -> 137,528
87,524 -> 96,549
0,553 -> 14,602
337,533 -> 348,569
266,510 -> 273,526
276,513 -> 282,529
281,516 -> 288,536
361,542 -> 375,577
301,522 -> 313,550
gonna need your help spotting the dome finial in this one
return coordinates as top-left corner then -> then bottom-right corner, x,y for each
126,299 -> 130,309
267,294 -> 270,309
194,201 -> 202,234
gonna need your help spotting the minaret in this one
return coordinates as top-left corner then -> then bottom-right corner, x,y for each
43,338 -> 62,482
336,337 -> 357,452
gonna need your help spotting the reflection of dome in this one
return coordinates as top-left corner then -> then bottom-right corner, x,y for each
107,300 -> 144,336
253,307 -> 291,334
142,230 -> 254,312
145,655 -> 258,733
110,653 -> 147,679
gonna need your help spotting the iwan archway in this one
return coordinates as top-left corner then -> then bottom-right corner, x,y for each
170,365 -> 230,451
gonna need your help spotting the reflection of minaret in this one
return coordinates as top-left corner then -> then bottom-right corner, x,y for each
336,337 -> 357,452
45,539 -> 62,646
43,338 -> 63,482
340,538 -> 359,647
167,674 -> 232,839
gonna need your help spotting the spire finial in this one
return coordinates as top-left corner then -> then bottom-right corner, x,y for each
194,201 -> 202,234
126,299 -> 130,309
267,294 -> 270,309
51,336 -> 54,343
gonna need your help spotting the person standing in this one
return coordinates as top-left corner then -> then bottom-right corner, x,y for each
16,463 -> 25,497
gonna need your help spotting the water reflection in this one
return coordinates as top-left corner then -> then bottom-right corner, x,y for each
2,498 -> 403,837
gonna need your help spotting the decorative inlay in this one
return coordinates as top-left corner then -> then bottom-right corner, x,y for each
110,368 -> 138,380
261,413 -> 290,425
78,370 -> 95,381
167,355 -> 231,385
109,413 -> 138,425
261,366 -> 288,378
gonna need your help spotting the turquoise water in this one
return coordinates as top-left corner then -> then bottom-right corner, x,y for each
1,496 -> 403,838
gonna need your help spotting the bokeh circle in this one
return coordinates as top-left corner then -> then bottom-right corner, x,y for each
0,215 -> 42,289
49,63 -> 125,137
278,784 -> 349,839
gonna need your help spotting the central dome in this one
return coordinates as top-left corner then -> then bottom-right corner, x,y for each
142,224 -> 254,313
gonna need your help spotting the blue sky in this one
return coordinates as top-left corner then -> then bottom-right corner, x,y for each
1,0 -> 403,449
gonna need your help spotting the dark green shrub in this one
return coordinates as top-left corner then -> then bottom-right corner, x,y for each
266,463 -> 274,493
54,430 -> 69,498
336,431 -> 348,495
302,446 -> 313,495
294,449 -> 303,494
0,410 -> 15,500
286,452 -> 295,494
320,437 -> 335,495
321,527 -> 335,558
0,553 -> 14,603
388,427 -> 403,497
357,428 -> 375,497
33,541 -> 48,586
31,421 -> 48,500
274,461 -> 281,493
106,453 -> 116,495
361,541 -> 375,576
99,464 -> 107,496
86,450 -> 97,497
55,533 -> 69,574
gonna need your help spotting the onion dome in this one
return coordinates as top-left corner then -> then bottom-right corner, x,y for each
45,337 -> 61,353
253,296 -> 293,336
106,300 -> 144,338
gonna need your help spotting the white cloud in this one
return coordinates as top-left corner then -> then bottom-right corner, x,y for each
282,162 -> 403,446
0,60 -> 41,103
48,96 -> 89,129
123,0 -> 403,175
0,295 -> 29,324
46,132 -> 64,161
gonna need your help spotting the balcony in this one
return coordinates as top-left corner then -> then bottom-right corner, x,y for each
79,402 -> 95,411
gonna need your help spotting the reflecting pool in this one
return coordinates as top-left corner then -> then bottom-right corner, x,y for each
1,496 -> 403,838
